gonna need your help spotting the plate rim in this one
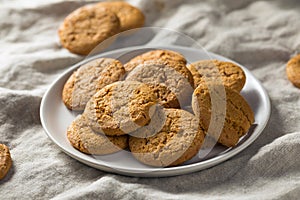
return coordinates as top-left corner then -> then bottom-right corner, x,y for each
40,45 -> 271,177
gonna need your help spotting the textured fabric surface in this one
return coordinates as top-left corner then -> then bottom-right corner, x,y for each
1,0 -> 300,199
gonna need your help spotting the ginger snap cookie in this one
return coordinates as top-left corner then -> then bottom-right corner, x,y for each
84,81 -> 158,136
97,1 -> 145,32
192,85 -> 255,147
62,58 -> 125,111
58,5 -> 120,55
67,115 -> 128,155
129,109 -> 205,167
187,60 -> 246,91
0,144 -> 12,180
125,60 -> 194,108
124,49 -> 187,72
146,84 -> 180,108
286,54 -> 300,88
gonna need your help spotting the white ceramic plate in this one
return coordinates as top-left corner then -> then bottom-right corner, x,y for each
40,46 -> 271,177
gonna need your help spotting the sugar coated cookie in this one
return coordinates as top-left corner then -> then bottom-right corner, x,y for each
62,58 -> 125,111
67,115 -> 128,155
192,85 -> 254,147
125,60 -> 194,108
97,1 -> 145,32
129,109 -> 205,167
58,5 -> 120,55
124,49 -> 187,72
187,60 -> 246,91
84,81 -> 158,136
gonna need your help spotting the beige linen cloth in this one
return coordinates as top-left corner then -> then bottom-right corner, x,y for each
1,0 -> 300,199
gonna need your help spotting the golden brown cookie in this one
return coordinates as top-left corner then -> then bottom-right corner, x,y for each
129,109 -> 205,167
124,49 -> 187,72
62,58 -> 125,111
58,5 -> 120,55
125,60 -> 194,108
67,114 -> 128,155
97,1 -> 145,32
192,85 -> 255,147
84,81 -> 158,136
187,60 -> 246,91
286,54 -> 300,88
0,144 -> 12,180
146,84 -> 180,108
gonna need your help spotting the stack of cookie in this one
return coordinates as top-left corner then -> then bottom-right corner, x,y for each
63,49 -> 255,167
58,1 -> 145,55
188,60 -> 255,147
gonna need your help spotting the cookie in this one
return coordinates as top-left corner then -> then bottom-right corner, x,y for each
125,60 -> 194,108
129,109 -> 205,167
286,54 -> 300,88
84,81 -> 158,136
124,49 -> 187,72
192,85 -> 255,147
58,5 -> 120,55
187,60 -> 246,91
97,1 -> 145,32
62,58 -> 125,111
0,144 -> 12,180
67,115 -> 128,155
146,84 -> 180,108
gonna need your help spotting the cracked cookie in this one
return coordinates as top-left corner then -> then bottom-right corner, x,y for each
96,1 -> 145,32
124,49 -> 187,72
192,85 -> 255,147
125,60 -> 194,108
187,60 -> 246,92
58,5 -> 120,55
62,58 -> 125,111
0,144 -> 12,180
84,81 -> 158,136
129,108 -> 205,167
67,114 -> 128,155
286,54 -> 300,88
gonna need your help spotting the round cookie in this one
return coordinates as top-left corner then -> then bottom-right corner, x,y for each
67,115 -> 128,155
125,60 -> 194,108
0,144 -> 12,180
97,1 -> 145,32
286,54 -> 300,88
192,85 -> 255,147
62,58 -> 125,111
187,60 -> 246,91
58,5 -> 120,55
124,49 -> 187,72
129,109 -> 205,167
84,81 -> 158,136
